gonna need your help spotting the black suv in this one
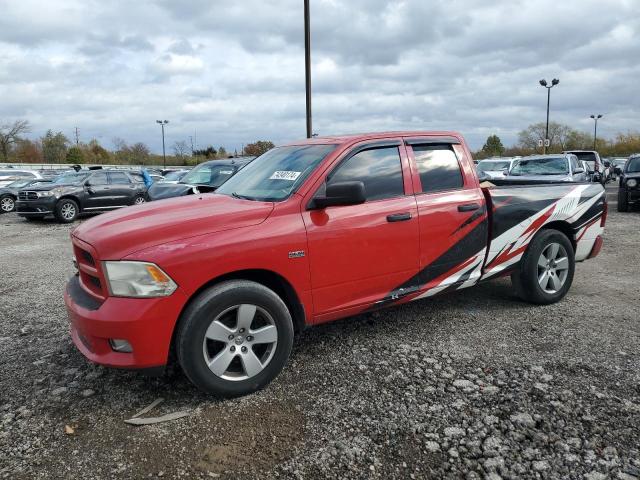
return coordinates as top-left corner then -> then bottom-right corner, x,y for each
16,170 -> 147,223
617,154 -> 640,212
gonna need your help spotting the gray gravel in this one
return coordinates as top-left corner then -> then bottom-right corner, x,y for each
1,185 -> 639,479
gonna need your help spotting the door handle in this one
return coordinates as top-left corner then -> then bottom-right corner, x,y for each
386,212 -> 412,222
458,203 -> 480,212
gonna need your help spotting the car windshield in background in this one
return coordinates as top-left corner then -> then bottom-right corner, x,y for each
52,172 -> 90,184
510,157 -> 569,175
626,157 -> 640,173
571,152 -> 597,170
477,161 -> 510,173
7,179 -> 34,188
217,144 -> 337,201
164,170 -> 187,181
181,164 -> 237,187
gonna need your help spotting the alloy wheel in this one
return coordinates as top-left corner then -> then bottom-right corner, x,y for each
61,203 -> 76,220
202,304 -> 278,381
134,196 -> 146,205
537,243 -> 569,294
1,197 -> 14,212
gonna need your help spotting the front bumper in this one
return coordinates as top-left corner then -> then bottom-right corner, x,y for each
64,275 -> 188,369
16,197 -> 57,216
624,188 -> 640,202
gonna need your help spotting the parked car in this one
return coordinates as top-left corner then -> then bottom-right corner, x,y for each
16,170 -> 147,223
610,157 -> 628,180
0,178 -> 51,213
64,131 -> 606,396
564,150 -> 609,184
147,158 -> 252,201
160,169 -> 190,184
617,154 -> 640,212
0,169 -> 46,188
476,158 -> 516,179
505,154 -> 588,183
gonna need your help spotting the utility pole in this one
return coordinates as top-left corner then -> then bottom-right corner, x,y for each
74,127 -> 79,146
189,136 -> 194,156
156,120 -> 169,168
304,0 -> 312,138
590,114 -> 603,150
539,78 -> 559,154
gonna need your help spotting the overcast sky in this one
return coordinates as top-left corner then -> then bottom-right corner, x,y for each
1,0 -> 639,153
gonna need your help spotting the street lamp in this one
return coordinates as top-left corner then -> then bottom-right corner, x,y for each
590,114 -> 603,151
304,0 -> 312,139
539,78 -> 559,154
156,120 -> 169,168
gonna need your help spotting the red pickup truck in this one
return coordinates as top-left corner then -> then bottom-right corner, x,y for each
65,131 -> 606,396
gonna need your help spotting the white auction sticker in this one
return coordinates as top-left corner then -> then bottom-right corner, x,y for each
269,171 -> 301,181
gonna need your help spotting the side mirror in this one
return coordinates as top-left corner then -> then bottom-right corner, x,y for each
574,167 -> 585,174
313,181 -> 366,209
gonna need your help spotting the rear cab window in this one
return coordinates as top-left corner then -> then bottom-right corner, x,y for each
409,143 -> 464,193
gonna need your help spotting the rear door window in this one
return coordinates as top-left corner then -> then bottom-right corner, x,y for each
109,172 -> 131,184
412,144 -> 464,193
89,172 -> 109,185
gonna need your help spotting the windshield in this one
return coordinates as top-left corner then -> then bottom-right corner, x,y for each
510,157 -> 569,176
181,164 -> 238,187
164,170 -> 188,181
52,172 -> 90,184
7,179 -> 34,188
626,157 -> 640,173
477,161 -> 510,174
217,144 -> 337,201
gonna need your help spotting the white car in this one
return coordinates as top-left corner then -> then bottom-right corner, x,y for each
0,169 -> 46,188
476,158 -> 516,179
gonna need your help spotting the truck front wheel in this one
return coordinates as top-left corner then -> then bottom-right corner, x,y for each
176,280 -> 294,397
511,229 -> 575,305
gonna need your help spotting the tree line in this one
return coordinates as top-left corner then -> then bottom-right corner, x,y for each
476,122 -> 640,159
0,120 -> 274,166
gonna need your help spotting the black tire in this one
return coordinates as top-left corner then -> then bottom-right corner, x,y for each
176,280 -> 294,397
511,229 -> 575,305
0,194 -> 16,213
132,194 -> 146,206
617,188 -> 629,212
55,198 -> 79,223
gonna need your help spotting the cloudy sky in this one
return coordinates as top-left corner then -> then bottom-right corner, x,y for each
1,0 -> 639,153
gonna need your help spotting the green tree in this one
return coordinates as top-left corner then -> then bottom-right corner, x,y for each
244,140 -> 275,156
65,146 -> 85,164
218,146 -> 227,158
42,130 -> 69,163
481,135 -> 505,157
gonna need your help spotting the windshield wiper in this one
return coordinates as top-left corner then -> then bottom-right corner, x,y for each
231,192 -> 258,201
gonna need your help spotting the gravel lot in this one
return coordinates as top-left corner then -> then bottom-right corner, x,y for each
1,185 -> 639,479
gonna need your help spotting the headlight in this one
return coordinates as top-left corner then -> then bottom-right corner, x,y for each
103,261 -> 177,298
627,179 -> 637,188
37,191 -> 54,197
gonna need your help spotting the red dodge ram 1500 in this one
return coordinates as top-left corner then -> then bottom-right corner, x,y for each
64,131 -> 606,396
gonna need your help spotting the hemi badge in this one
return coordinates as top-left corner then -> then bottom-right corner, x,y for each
288,250 -> 305,259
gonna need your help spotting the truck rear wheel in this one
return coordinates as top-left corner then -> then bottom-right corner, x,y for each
511,229 -> 575,305
617,189 -> 629,212
176,280 -> 294,397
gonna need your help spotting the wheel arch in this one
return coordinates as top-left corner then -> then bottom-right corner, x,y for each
167,268 -> 307,367
57,195 -> 83,211
540,220 -> 576,251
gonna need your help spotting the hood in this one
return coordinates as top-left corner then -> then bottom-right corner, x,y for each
504,174 -> 572,182
624,172 -> 640,179
72,193 -> 274,259
25,183 -> 79,191
147,182 -> 196,200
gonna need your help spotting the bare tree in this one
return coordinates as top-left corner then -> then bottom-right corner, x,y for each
0,120 -> 30,161
172,140 -> 189,159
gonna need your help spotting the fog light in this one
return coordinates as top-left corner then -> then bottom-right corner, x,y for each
109,339 -> 133,353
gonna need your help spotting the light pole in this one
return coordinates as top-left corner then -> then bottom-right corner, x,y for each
539,78 -> 559,154
590,114 -> 602,150
156,120 -> 169,168
304,0 -> 312,139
